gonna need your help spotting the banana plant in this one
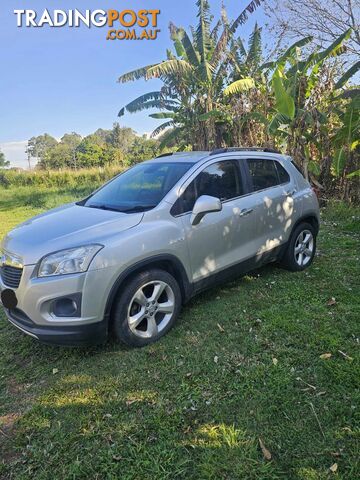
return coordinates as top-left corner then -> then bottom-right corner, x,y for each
226,29 -> 353,177
331,92 -> 360,179
117,0 -> 262,149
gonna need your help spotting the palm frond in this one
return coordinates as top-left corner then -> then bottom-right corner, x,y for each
275,37 -> 313,69
230,0 -> 265,33
268,113 -> 291,134
272,68 -> 295,119
247,23 -> 262,68
210,19 -> 222,44
232,37 -> 247,62
146,60 -> 194,79
151,121 -> 174,138
118,92 -> 163,117
211,26 -> 232,70
177,27 -> 200,66
169,22 -> 186,57
149,113 -> 175,119
317,28 -> 352,62
118,64 -> 158,83
118,98 -> 178,117
335,62 -> 360,90
224,78 -> 255,95
196,0 -> 212,81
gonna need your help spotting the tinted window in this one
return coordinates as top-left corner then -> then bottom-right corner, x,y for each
291,161 -> 305,177
83,162 -> 192,213
247,159 -> 281,191
173,161 -> 242,215
276,162 -> 290,184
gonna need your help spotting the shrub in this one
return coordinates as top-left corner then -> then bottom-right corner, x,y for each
0,166 -> 124,189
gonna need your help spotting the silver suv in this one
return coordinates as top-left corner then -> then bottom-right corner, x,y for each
0,149 -> 320,347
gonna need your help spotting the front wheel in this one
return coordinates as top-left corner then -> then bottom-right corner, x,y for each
112,269 -> 182,347
281,222 -> 317,271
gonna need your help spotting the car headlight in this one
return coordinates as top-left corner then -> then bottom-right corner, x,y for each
38,245 -> 103,277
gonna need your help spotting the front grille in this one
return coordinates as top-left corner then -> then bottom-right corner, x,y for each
0,265 -> 23,288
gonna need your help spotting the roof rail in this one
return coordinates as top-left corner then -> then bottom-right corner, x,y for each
210,147 -> 281,156
156,152 -> 174,158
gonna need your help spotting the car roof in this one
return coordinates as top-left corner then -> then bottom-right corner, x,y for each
148,149 -> 291,164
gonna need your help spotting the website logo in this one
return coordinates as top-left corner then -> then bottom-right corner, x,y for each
14,9 -> 161,41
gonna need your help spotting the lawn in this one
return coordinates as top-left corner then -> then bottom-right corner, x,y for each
0,186 -> 359,479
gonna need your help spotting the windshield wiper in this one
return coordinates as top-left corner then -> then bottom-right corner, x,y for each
121,205 -> 157,213
87,204 -> 123,212
86,204 -> 156,213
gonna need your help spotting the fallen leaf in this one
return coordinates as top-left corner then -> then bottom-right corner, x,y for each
259,438 -> 272,460
126,399 -> 137,406
52,368 -> 58,375
338,350 -> 353,361
214,355 -> 219,364
327,297 -> 336,306
272,358 -> 278,366
320,353 -> 332,360
112,455 -> 122,462
217,323 -> 225,332
329,463 -> 338,473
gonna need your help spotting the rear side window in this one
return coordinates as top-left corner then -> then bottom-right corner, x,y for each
171,160 -> 242,215
291,161 -> 305,177
275,162 -> 290,184
247,158 -> 289,191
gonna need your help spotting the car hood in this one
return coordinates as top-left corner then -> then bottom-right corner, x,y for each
1,203 -> 143,265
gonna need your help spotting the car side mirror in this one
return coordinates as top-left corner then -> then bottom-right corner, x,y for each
190,195 -> 222,226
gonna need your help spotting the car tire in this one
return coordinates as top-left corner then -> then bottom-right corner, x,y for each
112,269 -> 182,347
281,222 -> 317,272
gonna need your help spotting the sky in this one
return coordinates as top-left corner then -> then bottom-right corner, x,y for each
0,1 -> 267,168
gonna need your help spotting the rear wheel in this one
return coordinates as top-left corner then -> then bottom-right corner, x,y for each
281,222 -> 317,271
112,269 -> 181,347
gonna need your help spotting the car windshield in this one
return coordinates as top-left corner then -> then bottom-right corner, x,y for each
82,162 -> 192,213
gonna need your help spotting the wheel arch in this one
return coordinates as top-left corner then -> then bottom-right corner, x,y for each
104,254 -> 192,324
293,214 -> 320,236
278,214 -> 319,261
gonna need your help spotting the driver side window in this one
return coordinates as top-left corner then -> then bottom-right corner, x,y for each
172,160 -> 242,215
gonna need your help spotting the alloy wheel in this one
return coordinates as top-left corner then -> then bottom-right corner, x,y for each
294,229 -> 314,267
127,280 -> 175,339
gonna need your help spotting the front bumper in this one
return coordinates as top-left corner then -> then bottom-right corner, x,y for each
3,306 -> 107,345
0,263 -> 120,346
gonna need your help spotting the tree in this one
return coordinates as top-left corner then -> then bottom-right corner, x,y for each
126,136 -> 160,165
61,132 -> 82,149
60,132 -> 82,169
27,134 -> 58,168
265,0 -> 360,59
0,150 -> 10,168
43,143 -> 74,170
108,123 -> 136,151
118,0 -> 263,150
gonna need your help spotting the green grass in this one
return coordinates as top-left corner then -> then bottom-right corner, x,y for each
0,187 -> 359,479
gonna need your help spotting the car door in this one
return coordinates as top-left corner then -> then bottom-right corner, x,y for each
244,157 -> 297,256
172,159 -> 259,283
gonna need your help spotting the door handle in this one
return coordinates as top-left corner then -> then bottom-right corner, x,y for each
239,208 -> 253,217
